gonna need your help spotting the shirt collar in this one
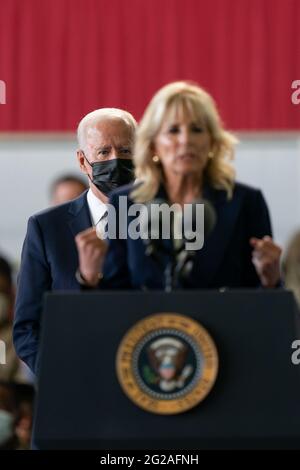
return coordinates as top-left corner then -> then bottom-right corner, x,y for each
87,189 -> 107,226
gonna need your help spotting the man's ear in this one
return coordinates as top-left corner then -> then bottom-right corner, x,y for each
77,150 -> 88,174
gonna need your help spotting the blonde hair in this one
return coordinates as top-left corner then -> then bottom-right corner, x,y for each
132,81 -> 237,203
77,108 -> 137,152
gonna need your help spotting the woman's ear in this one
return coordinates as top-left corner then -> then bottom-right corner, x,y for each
150,140 -> 156,154
209,140 -> 219,158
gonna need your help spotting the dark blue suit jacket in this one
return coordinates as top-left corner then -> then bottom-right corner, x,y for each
103,182 -> 273,290
13,191 -> 92,373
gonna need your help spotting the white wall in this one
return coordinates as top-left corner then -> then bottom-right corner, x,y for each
0,133 -> 299,266
234,134 -> 300,249
0,136 -> 81,266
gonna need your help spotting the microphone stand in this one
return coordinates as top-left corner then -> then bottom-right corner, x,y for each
145,240 -> 195,292
165,248 -> 196,291
145,242 -> 176,292
164,261 -> 174,293
143,204 -> 197,291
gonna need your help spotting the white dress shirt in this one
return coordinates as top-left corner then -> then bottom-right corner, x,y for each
86,189 -> 107,238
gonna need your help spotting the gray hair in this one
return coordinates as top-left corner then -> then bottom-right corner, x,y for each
77,108 -> 137,152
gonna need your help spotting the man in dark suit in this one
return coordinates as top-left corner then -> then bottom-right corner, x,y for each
13,108 -> 137,374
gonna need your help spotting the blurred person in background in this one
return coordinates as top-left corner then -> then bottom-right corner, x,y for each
13,108 -> 137,375
0,382 -> 18,450
0,292 -> 20,382
13,383 -> 35,450
50,174 -> 88,206
0,382 -> 34,450
0,256 -> 14,322
0,255 -> 24,383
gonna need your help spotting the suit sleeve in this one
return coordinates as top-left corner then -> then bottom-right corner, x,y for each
13,216 -> 51,373
248,189 -> 272,238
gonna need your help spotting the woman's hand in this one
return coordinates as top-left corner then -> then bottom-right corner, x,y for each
250,236 -> 282,288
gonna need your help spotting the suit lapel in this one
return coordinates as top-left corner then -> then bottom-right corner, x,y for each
68,190 -> 93,237
132,183 -> 244,286
193,184 -> 244,286
152,184 -> 243,269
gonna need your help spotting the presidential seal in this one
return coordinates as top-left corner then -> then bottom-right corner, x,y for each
116,313 -> 218,414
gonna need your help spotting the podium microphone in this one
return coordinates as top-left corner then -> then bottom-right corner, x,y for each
140,198 -> 216,291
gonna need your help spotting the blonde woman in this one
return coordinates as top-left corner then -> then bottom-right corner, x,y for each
101,81 -> 281,289
282,231 -> 300,307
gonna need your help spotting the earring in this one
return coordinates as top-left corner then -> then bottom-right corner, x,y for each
152,155 -> 160,163
208,151 -> 214,159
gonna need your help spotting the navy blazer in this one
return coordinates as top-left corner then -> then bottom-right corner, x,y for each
13,191 -> 93,373
103,182 -> 273,290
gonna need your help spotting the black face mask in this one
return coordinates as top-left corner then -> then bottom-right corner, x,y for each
83,154 -> 134,195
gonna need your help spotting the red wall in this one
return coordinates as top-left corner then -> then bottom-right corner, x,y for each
0,0 -> 299,131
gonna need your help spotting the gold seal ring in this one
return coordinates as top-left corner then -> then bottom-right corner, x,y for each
116,313 -> 218,415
